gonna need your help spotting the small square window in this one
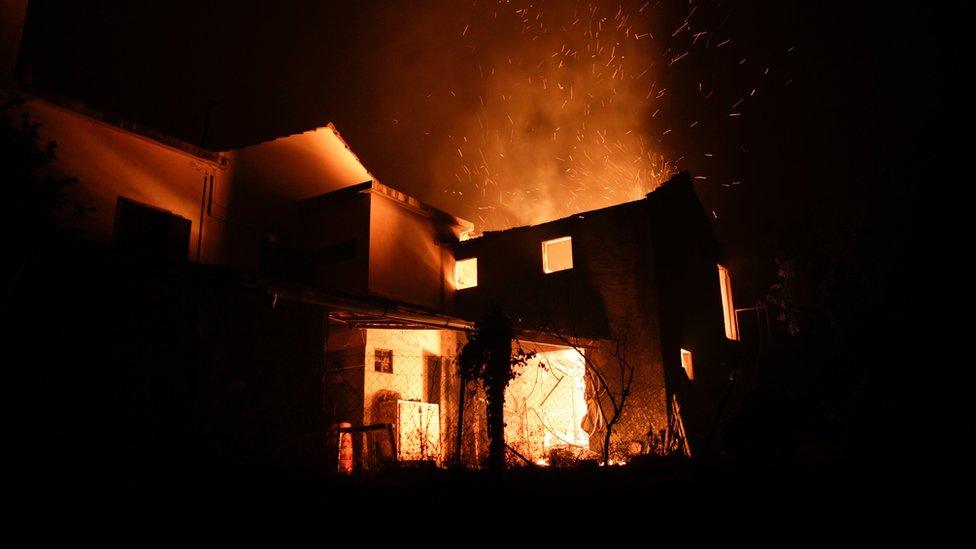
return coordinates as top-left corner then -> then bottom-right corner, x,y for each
455,257 -> 478,289
680,348 -> 694,381
374,349 -> 393,373
542,236 -> 573,273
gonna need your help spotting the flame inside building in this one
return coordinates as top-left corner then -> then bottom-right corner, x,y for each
506,349 -> 591,461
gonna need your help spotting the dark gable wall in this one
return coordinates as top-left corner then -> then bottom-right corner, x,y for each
574,200 -> 670,453
454,210 -> 617,340
646,175 -> 731,454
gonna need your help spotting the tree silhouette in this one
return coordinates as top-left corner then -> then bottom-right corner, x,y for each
538,320 -> 637,465
1,95 -> 90,310
1,95 -> 90,251
458,307 -> 534,470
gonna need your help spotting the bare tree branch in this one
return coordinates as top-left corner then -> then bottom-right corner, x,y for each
536,299 -> 637,464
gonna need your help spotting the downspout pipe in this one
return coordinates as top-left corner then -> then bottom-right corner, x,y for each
196,173 -> 208,262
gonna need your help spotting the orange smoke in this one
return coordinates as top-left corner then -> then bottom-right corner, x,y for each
440,1 -> 672,230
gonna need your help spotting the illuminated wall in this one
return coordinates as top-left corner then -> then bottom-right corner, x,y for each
221,124 -> 373,229
367,193 -> 459,310
326,327 -> 459,466
26,99 -> 226,262
26,95 -> 378,272
363,328 -> 444,416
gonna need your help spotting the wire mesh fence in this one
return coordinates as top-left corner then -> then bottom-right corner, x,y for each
326,350 -> 457,472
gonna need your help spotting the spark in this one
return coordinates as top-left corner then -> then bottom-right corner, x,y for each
669,52 -> 689,66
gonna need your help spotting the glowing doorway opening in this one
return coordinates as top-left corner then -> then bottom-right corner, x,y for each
505,348 -> 590,463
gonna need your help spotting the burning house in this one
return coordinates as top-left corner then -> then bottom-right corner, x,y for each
7,81 -> 738,471
455,177 -> 738,459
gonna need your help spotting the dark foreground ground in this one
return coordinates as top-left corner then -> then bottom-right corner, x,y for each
11,458 -> 966,547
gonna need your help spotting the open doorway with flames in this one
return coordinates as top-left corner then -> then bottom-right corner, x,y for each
504,343 -> 591,465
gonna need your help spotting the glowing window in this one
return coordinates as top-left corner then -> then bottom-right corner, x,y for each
455,257 -> 478,289
718,264 -> 739,341
542,236 -> 573,273
680,348 -> 694,381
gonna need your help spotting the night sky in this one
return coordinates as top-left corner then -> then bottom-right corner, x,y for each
18,0 -> 952,304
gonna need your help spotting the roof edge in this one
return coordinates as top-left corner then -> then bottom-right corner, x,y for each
5,83 -> 229,165
470,171 -> 692,240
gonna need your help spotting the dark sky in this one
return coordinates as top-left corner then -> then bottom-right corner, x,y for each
18,0 -> 950,303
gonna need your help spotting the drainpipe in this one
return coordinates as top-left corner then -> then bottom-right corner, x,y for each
195,173 -> 208,262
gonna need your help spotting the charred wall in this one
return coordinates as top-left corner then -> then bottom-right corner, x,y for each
454,172 -> 731,457
454,198 -> 669,458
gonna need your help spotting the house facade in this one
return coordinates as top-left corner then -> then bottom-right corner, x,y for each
7,79 -> 738,469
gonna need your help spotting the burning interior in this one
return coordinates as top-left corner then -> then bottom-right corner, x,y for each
325,321 -> 594,471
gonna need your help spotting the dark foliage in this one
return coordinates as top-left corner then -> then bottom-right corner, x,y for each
0,95 -> 91,253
